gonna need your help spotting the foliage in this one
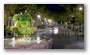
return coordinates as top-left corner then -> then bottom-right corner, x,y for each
4,4 -> 84,26
59,4 -> 84,25
7,13 -> 36,38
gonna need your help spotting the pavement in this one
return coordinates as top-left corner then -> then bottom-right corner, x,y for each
51,30 -> 84,49
65,42 -> 84,49
38,29 -> 84,49
4,28 -> 84,49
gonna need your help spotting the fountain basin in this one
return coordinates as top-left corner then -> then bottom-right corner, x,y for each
4,37 -> 52,49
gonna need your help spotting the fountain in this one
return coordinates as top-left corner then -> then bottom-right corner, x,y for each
36,36 -> 41,44
26,37 -> 31,43
8,30 -> 16,47
53,27 -> 59,34
9,37 -> 16,47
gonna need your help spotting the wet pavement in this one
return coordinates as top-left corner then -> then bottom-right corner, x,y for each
4,29 -> 84,49
40,29 -> 84,49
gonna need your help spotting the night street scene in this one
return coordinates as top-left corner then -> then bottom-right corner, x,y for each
4,4 -> 84,49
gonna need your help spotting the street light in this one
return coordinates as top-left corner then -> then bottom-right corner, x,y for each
41,22 -> 43,24
20,12 -> 22,14
61,22 -> 62,24
37,14 -> 41,21
65,22 -> 67,26
25,10 -> 27,13
48,19 -> 52,23
36,14 -> 41,38
37,14 -> 41,18
79,7 -> 83,11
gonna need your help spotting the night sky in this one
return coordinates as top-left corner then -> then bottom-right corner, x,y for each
46,4 -> 62,11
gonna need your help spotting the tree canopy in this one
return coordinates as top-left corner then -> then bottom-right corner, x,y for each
4,4 -> 84,26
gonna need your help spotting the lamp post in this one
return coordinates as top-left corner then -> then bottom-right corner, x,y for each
48,19 -> 52,28
36,14 -> 41,35
76,7 -> 83,40
37,14 -> 41,26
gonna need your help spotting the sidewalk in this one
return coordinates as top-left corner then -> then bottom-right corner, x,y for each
65,42 -> 84,49
51,30 -> 84,49
52,38 -> 84,49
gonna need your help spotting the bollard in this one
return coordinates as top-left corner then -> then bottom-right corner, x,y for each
76,31 -> 79,40
68,30 -> 70,39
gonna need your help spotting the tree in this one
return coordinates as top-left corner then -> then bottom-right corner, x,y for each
7,13 -> 36,39
58,4 -> 84,25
